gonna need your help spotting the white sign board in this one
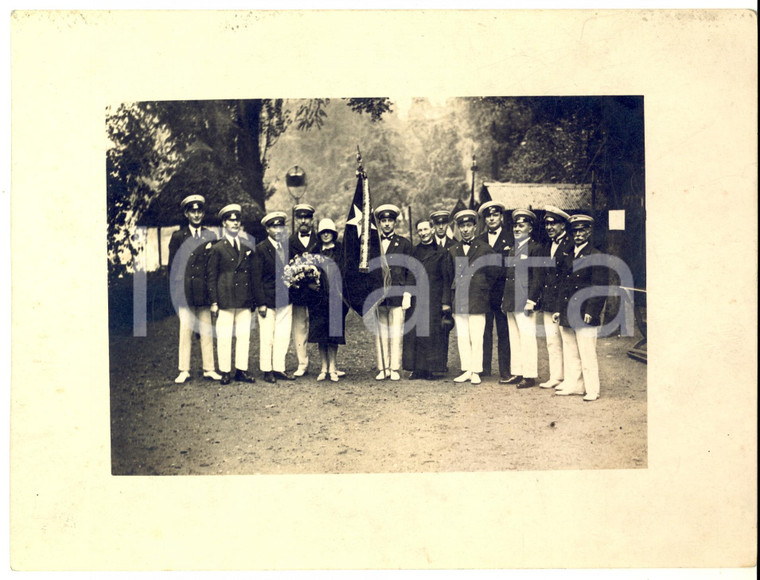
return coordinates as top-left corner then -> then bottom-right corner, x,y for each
609,209 -> 626,230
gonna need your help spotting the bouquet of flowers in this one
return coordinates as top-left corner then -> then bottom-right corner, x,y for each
282,252 -> 325,291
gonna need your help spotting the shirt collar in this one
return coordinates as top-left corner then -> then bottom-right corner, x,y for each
574,241 -> 589,255
488,227 -> 502,238
553,232 -> 566,244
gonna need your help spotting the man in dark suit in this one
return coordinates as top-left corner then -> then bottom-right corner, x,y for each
500,209 -> 544,389
373,204 -> 413,381
252,211 -> 294,384
429,210 -> 456,372
476,200 -> 513,381
207,204 -> 256,385
553,214 -> 608,401
449,209 -> 498,385
167,194 -> 221,384
288,203 -> 318,377
430,210 -> 456,251
537,206 -> 574,389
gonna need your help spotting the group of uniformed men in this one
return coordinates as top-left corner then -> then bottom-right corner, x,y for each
167,193 -> 607,401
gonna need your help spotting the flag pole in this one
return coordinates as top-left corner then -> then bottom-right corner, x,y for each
357,146 -> 390,376
356,146 -> 371,274
469,154 -> 478,209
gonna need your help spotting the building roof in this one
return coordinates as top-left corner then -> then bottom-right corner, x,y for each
481,182 -> 597,211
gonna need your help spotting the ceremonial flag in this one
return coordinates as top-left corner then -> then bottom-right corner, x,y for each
474,182 -> 492,210
343,172 -> 382,315
448,197 -> 467,240
472,182 -> 492,236
448,183 -> 493,239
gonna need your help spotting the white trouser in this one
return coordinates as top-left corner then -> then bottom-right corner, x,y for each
542,311 -> 564,381
291,304 -> 310,370
559,325 -> 600,398
215,308 -> 252,373
178,306 -> 215,372
453,313 -> 486,374
259,305 -> 293,372
375,305 -> 404,371
506,310 -> 538,378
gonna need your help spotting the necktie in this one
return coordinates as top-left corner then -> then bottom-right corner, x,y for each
234,238 -> 240,254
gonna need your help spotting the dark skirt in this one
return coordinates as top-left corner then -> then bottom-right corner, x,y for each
308,294 -> 348,345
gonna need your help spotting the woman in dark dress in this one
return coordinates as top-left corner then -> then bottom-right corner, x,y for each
308,218 -> 348,382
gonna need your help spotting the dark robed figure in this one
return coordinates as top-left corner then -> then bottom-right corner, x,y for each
402,219 -> 453,379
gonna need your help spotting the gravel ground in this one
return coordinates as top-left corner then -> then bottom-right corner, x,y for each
110,311 -> 647,475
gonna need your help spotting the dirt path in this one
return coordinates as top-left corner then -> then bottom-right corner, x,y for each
110,312 -> 647,475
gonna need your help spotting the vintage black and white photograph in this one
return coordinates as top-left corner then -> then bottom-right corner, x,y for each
107,96 -> 647,475
11,9 -> 756,572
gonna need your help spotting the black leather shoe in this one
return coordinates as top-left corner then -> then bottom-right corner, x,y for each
234,369 -> 255,383
220,372 -> 231,385
499,375 -> 522,385
409,372 -> 420,380
517,378 -> 536,389
273,371 -> 294,381
263,371 -> 276,383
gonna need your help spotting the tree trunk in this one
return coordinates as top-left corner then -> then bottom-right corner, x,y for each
235,100 -> 267,209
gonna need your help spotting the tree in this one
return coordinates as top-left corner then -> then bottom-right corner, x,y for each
106,102 -> 180,277
457,97 -> 534,182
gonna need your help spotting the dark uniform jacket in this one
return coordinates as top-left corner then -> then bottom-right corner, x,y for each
378,233 -> 413,308
448,238 -> 498,315
558,243 -> 608,328
288,231 -> 320,306
434,235 -> 457,251
206,236 -> 256,310
288,231 -> 319,256
477,228 -> 514,311
168,225 -> 218,307
252,237 -> 291,309
502,238 -> 544,313
538,233 -> 574,313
